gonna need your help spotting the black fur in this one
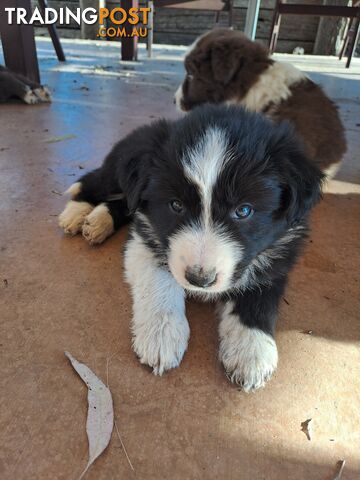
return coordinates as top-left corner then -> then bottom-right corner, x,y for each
0,65 -> 50,104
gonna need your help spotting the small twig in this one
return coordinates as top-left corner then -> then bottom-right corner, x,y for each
333,460 -> 345,480
51,189 -> 62,196
106,351 -> 119,389
114,420 -> 135,471
106,352 -> 135,471
283,297 -> 290,305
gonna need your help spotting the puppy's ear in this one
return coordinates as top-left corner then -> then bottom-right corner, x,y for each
276,132 -> 325,226
111,120 -> 171,213
211,39 -> 242,85
210,35 -> 269,85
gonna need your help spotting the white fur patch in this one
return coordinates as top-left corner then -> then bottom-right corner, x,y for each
174,84 -> 184,111
183,127 -> 231,226
218,302 -> 278,392
168,224 -> 242,294
23,88 -> 40,105
58,200 -> 93,236
65,182 -> 82,198
323,162 -> 341,180
238,61 -> 306,112
168,127 -> 241,293
82,203 -> 114,245
125,232 -> 190,375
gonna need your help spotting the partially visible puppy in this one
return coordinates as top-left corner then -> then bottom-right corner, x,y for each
0,65 -> 51,104
59,105 -> 324,391
175,29 -> 346,177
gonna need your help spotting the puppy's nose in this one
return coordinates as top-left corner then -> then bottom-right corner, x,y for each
185,267 -> 217,288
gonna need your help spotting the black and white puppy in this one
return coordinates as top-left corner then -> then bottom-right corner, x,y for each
59,105 -> 324,391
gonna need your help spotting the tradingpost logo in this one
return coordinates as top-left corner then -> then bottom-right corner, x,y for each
4,5 -> 151,38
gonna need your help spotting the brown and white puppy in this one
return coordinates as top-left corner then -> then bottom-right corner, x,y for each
175,29 -> 346,177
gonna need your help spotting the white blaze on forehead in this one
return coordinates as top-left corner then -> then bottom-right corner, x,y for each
168,127 -> 241,293
182,126 -> 231,225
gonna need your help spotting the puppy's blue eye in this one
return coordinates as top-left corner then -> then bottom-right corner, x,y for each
233,204 -> 254,219
169,199 -> 184,214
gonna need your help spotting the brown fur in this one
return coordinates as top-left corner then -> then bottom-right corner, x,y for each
269,80 -> 346,172
177,29 -> 347,174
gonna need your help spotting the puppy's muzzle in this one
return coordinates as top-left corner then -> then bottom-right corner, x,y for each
185,266 -> 217,288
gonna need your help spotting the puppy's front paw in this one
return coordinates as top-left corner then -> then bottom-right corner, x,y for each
219,315 -> 278,392
132,312 -> 190,375
59,200 -> 93,236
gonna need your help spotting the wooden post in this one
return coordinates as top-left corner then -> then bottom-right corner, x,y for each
121,0 -> 139,61
147,1 -> 154,58
313,0 -> 349,55
244,0 -> 261,40
269,1 -> 282,54
346,16 -> 360,68
0,0 -> 40,83
80,0 -> 101,39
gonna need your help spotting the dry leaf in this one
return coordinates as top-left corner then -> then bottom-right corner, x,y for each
65,351 -> 114,479
333,460 -> 346,480
301,418 -> 313,441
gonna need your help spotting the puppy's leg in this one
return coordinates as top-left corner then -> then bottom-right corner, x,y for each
11,70 -> 51,103
0,73 -> 39,104
59,180 -> 95,236
59,168 -> 125,239
218,282 -> 285,392
125,232 -> 190,375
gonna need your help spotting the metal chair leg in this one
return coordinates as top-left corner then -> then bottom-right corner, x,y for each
38,0 -> 66,61
339,17 -> 352,60
269,13 -> 281,53
121,0 -> 139,60
147,1 -> 154,58
346,16 -> 360,68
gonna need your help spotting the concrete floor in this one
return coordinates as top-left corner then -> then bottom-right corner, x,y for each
0,39 -> 359,480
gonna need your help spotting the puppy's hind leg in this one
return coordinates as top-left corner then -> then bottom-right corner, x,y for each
59,169 -> 107,237
58,181 -> 94,236
82,199 -> 130,245
59,169 -> 129,243
12,70 -> 51,103
0,72 -> 39,104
